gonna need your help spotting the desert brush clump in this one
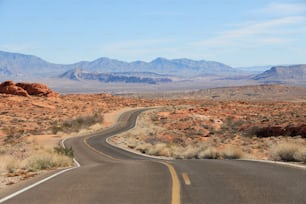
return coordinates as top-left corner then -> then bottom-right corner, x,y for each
221,145 -> 244,159
0,145 -> 73,176
0,155 -> 20,174
270,142 -> 306,162
294,148 -> 306,163
24,149 -> 72,171
198,147 -> 219,159
51,112 -> 104,134
54,146 -> 74,158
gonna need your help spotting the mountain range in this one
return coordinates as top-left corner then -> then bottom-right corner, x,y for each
0,50 -> 236,79
0,50 -> 306,87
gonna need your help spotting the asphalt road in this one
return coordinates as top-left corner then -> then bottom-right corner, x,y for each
1,108 -> 306,204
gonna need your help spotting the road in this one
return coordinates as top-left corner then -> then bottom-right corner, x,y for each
1,108 -> 306,204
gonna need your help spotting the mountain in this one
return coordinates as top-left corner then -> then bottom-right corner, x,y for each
0,51 -> 64,78
0,51 -> 237,79
69,57 -> 236,76
236,65 -> 272,74
253,65 -> 306,85
59,68 -> 173,84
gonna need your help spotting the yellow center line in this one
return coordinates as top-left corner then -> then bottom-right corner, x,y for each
182,173 -> 191,185
160,162 -> 181,204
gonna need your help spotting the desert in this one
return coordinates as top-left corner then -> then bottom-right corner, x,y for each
1,81 -> 306,193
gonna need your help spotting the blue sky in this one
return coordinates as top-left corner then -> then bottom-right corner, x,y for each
0,0 -> 305,67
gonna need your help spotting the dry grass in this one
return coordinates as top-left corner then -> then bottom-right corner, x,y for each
198,147 -> 219,159
221,145 -> 245,159
0,155 -> 19,174
270,142 -> 306,162
294,148 -> 306,163
0,145 -> 73,177
24,150 -> 72,171
51,112 -> 104,134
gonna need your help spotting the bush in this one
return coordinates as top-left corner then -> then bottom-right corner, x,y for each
198,147 -> 219,159
51,112 -> 104,134
25,150 -> 72,171
222,145 -> 244,159
294,148 -> 306,163
0,155 -> 19,173
54,146 -> 74,158
271,142 -> 305,162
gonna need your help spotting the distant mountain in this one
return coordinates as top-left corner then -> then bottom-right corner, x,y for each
253,65 -> 306,85
60,68 -> 172,84
236,65 -> 272,74
69,57 -> 237,76
0,51 -> 64,78
0,50 -> 237,79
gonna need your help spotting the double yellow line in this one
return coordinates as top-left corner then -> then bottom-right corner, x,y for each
160,162 -> 181,204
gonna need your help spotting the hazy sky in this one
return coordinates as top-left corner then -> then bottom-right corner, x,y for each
0,0 -> 305,66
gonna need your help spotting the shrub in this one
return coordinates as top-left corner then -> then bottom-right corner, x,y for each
222,145 -> 244,159
181,145 -> 199,159
135,143 -> 153,154
294,148 -> 306,163
51,112 -> 104,134
54,146 -> 74,158
0,155 -> 19,173
24,150 -> 72,171
198,147 -> 219,159
271,142 -> 304,162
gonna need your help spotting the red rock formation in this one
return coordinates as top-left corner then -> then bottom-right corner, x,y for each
16,82 -> 59,97
0,81 -> 59,97
0,81 -> 29,97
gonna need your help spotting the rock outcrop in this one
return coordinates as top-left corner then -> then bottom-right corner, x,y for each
0,81 -> 59,97
0,81 -> 29,96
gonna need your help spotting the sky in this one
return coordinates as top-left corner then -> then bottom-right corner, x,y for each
0,0 -> 306,67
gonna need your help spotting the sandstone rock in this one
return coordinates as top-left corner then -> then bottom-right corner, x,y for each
0,81 -> 59,97
16,82 -> 59,97
0,81 -> 29,97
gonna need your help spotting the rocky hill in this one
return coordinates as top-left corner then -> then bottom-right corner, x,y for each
59,68 -> 173,84
253,65 -> 306,85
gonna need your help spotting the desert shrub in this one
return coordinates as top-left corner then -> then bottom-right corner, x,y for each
181,145 -> 200,159
24,150 -> 72,171
0,155 -> 20,173
222,145 -> 244,159
149,143 -> 169,156
54,146 -> 74,158
198,147 -> 219,159
51,112 -> 104,134
294,148 -> 306,163
135,143 -> 153,154
271,142 -> 305,162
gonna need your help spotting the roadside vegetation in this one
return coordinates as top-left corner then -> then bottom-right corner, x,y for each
51,112 -> 104,134
0,140 -> 73,185
271,142 -> 306,163
110,103 -> 306,162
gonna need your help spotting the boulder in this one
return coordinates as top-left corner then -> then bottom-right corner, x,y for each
0,81 -> 59,97
0,80 -> 29,96
16,82 -> 59,97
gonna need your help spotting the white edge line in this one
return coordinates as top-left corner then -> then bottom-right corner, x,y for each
239,159 -> 306,170
0,138 -> 80,203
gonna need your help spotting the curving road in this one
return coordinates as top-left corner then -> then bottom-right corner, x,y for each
1,108 -> 306,204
